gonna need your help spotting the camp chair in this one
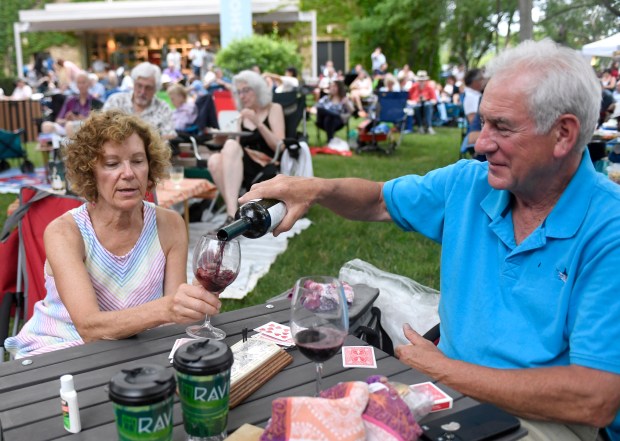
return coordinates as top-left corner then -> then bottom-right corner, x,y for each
0,187 -> 83,359
272,90 -> 308,141
212,89 -> 237,114
356,91 -> 409,155
0,187 -> 157,360
248,90 -> 312,187
0,128 -> 35,173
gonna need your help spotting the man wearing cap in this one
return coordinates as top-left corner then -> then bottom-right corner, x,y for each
103,62 -> 176,140
407,70 -> 437,135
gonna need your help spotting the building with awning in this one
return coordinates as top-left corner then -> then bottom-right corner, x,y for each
14,0 -> 317,78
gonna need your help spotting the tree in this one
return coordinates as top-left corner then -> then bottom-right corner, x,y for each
0,0 -> 79,78
443,0 -> 518,69
537,0 -> 620,48
215,35 -> 302,75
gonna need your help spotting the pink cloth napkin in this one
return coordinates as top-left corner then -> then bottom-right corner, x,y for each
260,377 -> 423,441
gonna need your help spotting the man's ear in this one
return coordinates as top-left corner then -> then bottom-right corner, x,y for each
553,114 -> 580,158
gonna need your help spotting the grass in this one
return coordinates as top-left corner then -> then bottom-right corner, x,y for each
0,120 -> 462,314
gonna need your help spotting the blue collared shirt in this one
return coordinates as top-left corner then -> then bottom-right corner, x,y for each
384,152 -> 620,434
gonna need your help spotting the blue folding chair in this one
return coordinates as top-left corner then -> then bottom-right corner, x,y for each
356,91 -> 409,155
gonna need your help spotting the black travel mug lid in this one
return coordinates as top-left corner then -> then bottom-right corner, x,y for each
108,364 -> 176,406
173,339 -> 233,375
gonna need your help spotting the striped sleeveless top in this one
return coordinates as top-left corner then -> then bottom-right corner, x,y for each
5,201 -> 165,358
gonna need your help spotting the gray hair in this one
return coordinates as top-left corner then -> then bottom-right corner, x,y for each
131,62 -> 162,90
232,70 -> 272,109
484,38 -> 600,152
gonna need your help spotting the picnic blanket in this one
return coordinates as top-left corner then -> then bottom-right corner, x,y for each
187,213 -> 312,300
0,168 -> 49,194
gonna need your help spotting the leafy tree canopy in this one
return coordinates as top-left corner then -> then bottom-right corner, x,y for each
215,34 -> 302,76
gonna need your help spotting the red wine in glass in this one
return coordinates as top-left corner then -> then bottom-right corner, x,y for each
187,234 -> 240,339
291,276 -> 349,396
295,327 -> 347,363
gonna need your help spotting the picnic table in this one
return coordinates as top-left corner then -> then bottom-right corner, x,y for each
0,285 -> 527,440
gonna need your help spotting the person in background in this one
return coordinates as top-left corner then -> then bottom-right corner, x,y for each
7,78 -> 33,100
87,73 -> 106,101
240,38 -> 620,441
204,67 -> 232,93
371,47 -> 386,73
313,80 -> 353,144
188,41 -> 206,78
40,71 -> 100,138
263,67 -> 299,93
601,69 -> 617,92
186,73 -> 207,100
103,70 -> 123,100
5,110 -> 220,358
406,70 -> 437,135
167,84 -> 197,132
162,63 -> 184,85
54,59 -> 81,92
166,47 -> 182,72
379,73 -> 401,92
348,69 -> 373,118
207,70 -> 285,229
104,62 -> 176,140
461,68 -> 486,155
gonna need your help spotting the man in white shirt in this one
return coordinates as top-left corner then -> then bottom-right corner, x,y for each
188,42 -> 206,77
371,47 -> 386,73
166,47 -> 182,72
103,62 -> 176,140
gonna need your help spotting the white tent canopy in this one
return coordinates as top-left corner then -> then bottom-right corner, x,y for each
582,33 -> 620,58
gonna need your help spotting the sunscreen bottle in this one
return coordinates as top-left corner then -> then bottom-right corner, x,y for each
60,374 -> 81,433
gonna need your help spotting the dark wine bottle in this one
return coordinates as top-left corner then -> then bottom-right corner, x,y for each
217,199 -> 287,241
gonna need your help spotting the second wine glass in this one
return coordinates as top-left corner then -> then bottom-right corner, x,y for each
290,276 -> 349,397
187,234 -> 241,340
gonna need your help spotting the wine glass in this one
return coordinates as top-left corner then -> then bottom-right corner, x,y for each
186,234 -> 241,340
290,276 -> 349,396
169,165 -> 184,189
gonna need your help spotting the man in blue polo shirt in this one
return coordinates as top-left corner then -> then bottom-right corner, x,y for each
240,39 -> 620,440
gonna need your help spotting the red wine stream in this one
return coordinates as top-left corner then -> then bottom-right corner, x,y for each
195,241 -> 235,293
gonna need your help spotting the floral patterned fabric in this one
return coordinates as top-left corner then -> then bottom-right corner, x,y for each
260,377 -> 423,441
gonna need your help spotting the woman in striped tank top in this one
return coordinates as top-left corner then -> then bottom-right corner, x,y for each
5,110 -> 220,358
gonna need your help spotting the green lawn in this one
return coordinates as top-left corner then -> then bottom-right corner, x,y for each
0,122 -> 462,314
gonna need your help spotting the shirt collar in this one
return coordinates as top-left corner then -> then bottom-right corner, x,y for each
480,149 -> 595,239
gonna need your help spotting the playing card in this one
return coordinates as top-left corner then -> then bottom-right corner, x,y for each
342,345 -> 377,368
409,381 -> 453,412
250,332 -> 295,347
253,322 -> 294,345
168,338 -> 194,361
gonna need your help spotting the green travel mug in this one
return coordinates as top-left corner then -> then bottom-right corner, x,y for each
173,339 -> 234,441
108,364 -> 176,441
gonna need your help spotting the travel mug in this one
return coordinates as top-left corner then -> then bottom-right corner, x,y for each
108,364 -> 176,441
173,339 -> 234,441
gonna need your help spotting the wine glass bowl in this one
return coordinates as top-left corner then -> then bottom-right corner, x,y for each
187,234 -> 241,340
290,276 -> 349,396
169,165 -> 184,189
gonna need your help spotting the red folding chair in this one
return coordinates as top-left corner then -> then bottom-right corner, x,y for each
0,187 -> 83,347
212,89 -> 237,114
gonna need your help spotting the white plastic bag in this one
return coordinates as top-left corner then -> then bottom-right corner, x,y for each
339,259 -> 440,347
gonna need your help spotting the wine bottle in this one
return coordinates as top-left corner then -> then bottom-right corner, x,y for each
217,199 -> 287,241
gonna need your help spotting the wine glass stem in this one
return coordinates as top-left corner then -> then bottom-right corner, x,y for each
202,314 -> 214,330
315,362 -> 323,397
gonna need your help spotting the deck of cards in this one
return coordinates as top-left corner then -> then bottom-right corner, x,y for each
342,345 -> 377,369
409,381 -> 453,412
252,321 -> 295,347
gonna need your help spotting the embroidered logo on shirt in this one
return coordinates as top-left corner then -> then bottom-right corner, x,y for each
557,267 -> 568,283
